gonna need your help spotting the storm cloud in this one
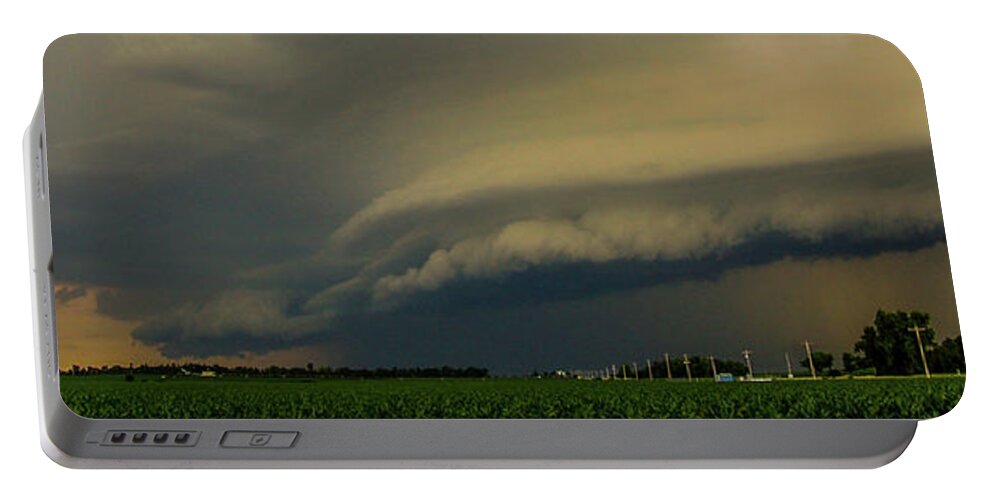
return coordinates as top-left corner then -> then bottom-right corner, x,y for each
43,35 -> 958,370
131,289 -> 332,358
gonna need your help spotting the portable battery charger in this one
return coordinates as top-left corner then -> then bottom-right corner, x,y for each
25,34 -> 964,468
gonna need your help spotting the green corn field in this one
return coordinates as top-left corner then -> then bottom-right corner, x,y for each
59,375 -> 964,419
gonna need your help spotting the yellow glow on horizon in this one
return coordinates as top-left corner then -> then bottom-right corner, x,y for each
55,284 -> 344,369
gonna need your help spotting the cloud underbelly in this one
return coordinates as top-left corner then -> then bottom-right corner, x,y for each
362,150 -> 943,305
370,191 -> 943,304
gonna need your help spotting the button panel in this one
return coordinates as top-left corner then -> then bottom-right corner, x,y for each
99,430 -> 200,447
220,431 -> 299,449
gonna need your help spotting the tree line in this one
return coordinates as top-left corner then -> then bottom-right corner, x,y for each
63,363 -> 489,379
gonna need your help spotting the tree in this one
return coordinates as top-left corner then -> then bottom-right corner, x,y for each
802,351 -> 834,374
855,310 -> 937,376
927,335 -> 966,374
842,352 -> 873,374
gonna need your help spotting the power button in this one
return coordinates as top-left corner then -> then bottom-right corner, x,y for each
220,431 -> 298,448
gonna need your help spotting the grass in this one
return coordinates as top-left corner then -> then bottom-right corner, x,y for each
59,374 -> 964,419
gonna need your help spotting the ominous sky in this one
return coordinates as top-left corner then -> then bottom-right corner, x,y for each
44,35 -> 958,373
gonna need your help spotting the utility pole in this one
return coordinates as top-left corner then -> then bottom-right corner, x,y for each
709,355 -> 718,380
646,359 -> 654,381
908,325 -> 932,379
804,341 -> 817,380
785,352 -> 794,379
664,353 -> 672,380
742,349 -> 754,380
632,361 -> 639,380
683,354 -> 693,382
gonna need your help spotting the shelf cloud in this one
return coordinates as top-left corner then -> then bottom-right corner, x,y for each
44,35 -> 958,370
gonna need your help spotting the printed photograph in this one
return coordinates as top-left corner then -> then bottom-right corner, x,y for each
44,35 -> 964,419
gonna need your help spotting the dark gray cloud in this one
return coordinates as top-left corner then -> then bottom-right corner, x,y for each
94,287 -> 209,322
55,285 -> 87,305
130,289 -> 332,358
43,35 -> 957,370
